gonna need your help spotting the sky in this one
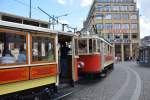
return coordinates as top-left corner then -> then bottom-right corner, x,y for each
0,0 -> 149,38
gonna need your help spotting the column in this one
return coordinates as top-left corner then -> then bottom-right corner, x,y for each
121,43 -> 124,62
130,43 -> 133,60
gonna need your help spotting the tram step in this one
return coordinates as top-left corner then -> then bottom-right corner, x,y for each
52,85 -> 76,100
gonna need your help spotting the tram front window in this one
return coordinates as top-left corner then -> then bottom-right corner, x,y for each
32,35 -> 55,63
79,40 -> 87,54
0,30 -> 26,64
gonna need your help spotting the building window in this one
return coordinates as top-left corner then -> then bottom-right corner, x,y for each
104,23 -> 112,30
0,29 -> 27,65
130,14 -> 137,19
95,14 -> 103,19
104,5 -> 111,11
112,6 -> 120,11
105,14 -> 112,19
105,33 -> 113,42
112,14 -> 121,19
115,34 -> 121,39
96,23 -> 103,30
131,24 -> 138,29
122,14 -> 129,19
113,24 -> 121,29
129,6 -> 135,11
32,34 -> 55,63
123,34 -> 129,39
120,6 -> 128,11
122,24 -> 129,29
95,5 -> 103,11
132,33 -> 138,39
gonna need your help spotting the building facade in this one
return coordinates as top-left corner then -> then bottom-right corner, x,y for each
141,36 -> 150,46
84,0 -> 140,61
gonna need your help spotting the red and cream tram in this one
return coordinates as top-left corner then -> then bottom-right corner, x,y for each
0,12 -> 114,99
0,12 -> 78,99
77,35 -> 114,76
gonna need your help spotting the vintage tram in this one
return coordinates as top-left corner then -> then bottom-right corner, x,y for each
138,46 -> 150,66
0,12 -> 78,99
77,35 -> 114,77
0,12 -> 114,99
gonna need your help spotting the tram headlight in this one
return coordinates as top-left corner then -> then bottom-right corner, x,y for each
78,61 -> 85,68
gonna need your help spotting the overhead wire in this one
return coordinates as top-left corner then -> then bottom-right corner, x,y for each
13,0 -> 38,11
13,0 -> 77,32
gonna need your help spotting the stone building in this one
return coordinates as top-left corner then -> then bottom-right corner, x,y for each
84,0 -> 140,61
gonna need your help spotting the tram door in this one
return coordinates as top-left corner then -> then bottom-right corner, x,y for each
58,34 -> 74,85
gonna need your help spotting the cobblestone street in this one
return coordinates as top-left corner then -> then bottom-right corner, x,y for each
60,62 -> 150,100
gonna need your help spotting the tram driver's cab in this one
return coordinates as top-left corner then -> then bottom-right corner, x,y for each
77,36 -> 102,75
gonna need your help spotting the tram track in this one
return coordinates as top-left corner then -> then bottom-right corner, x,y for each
111,62 -> 142,100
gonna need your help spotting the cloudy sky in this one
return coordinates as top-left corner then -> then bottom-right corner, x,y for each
136,0 -> 150,38
0,0 -> 149,38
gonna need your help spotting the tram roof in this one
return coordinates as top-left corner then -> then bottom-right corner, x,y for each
0,20 -> 76,37
0,20 -> 55,33
79,35 -> 112,46
0,12 -> 49,25
0,12 -> 76,37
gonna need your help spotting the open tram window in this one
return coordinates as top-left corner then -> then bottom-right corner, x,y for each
0,29 -> 27,65
78,39 -> 87,54
32,34 -> 55,63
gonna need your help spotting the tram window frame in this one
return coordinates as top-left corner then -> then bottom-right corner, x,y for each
78,39 -> 88,54
31,33 -> 56,64
104,43 -> 108,55
75,38 -> 79,56
97,40 -> 101,53
93,39 -> 97,53
89,39 -> 93,53
0,28 -> 28,66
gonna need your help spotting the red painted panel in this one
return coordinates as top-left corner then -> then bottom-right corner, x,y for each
78,54 -> 101,73
0,67 -> 29,85
30,64 -> 57,79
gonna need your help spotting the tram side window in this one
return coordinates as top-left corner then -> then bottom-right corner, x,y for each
93,39 -> 97,52
79,40 -> 87,54
97,40 -> 101,53
104,44 -> 108,55
75,39 -> 79,56
32,35 -> 55,62
0,32 -> 26,64
89,39 -> 92,53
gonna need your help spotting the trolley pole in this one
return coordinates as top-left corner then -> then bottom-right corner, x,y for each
29,0 -> 31,18
52,15 -> 55,30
